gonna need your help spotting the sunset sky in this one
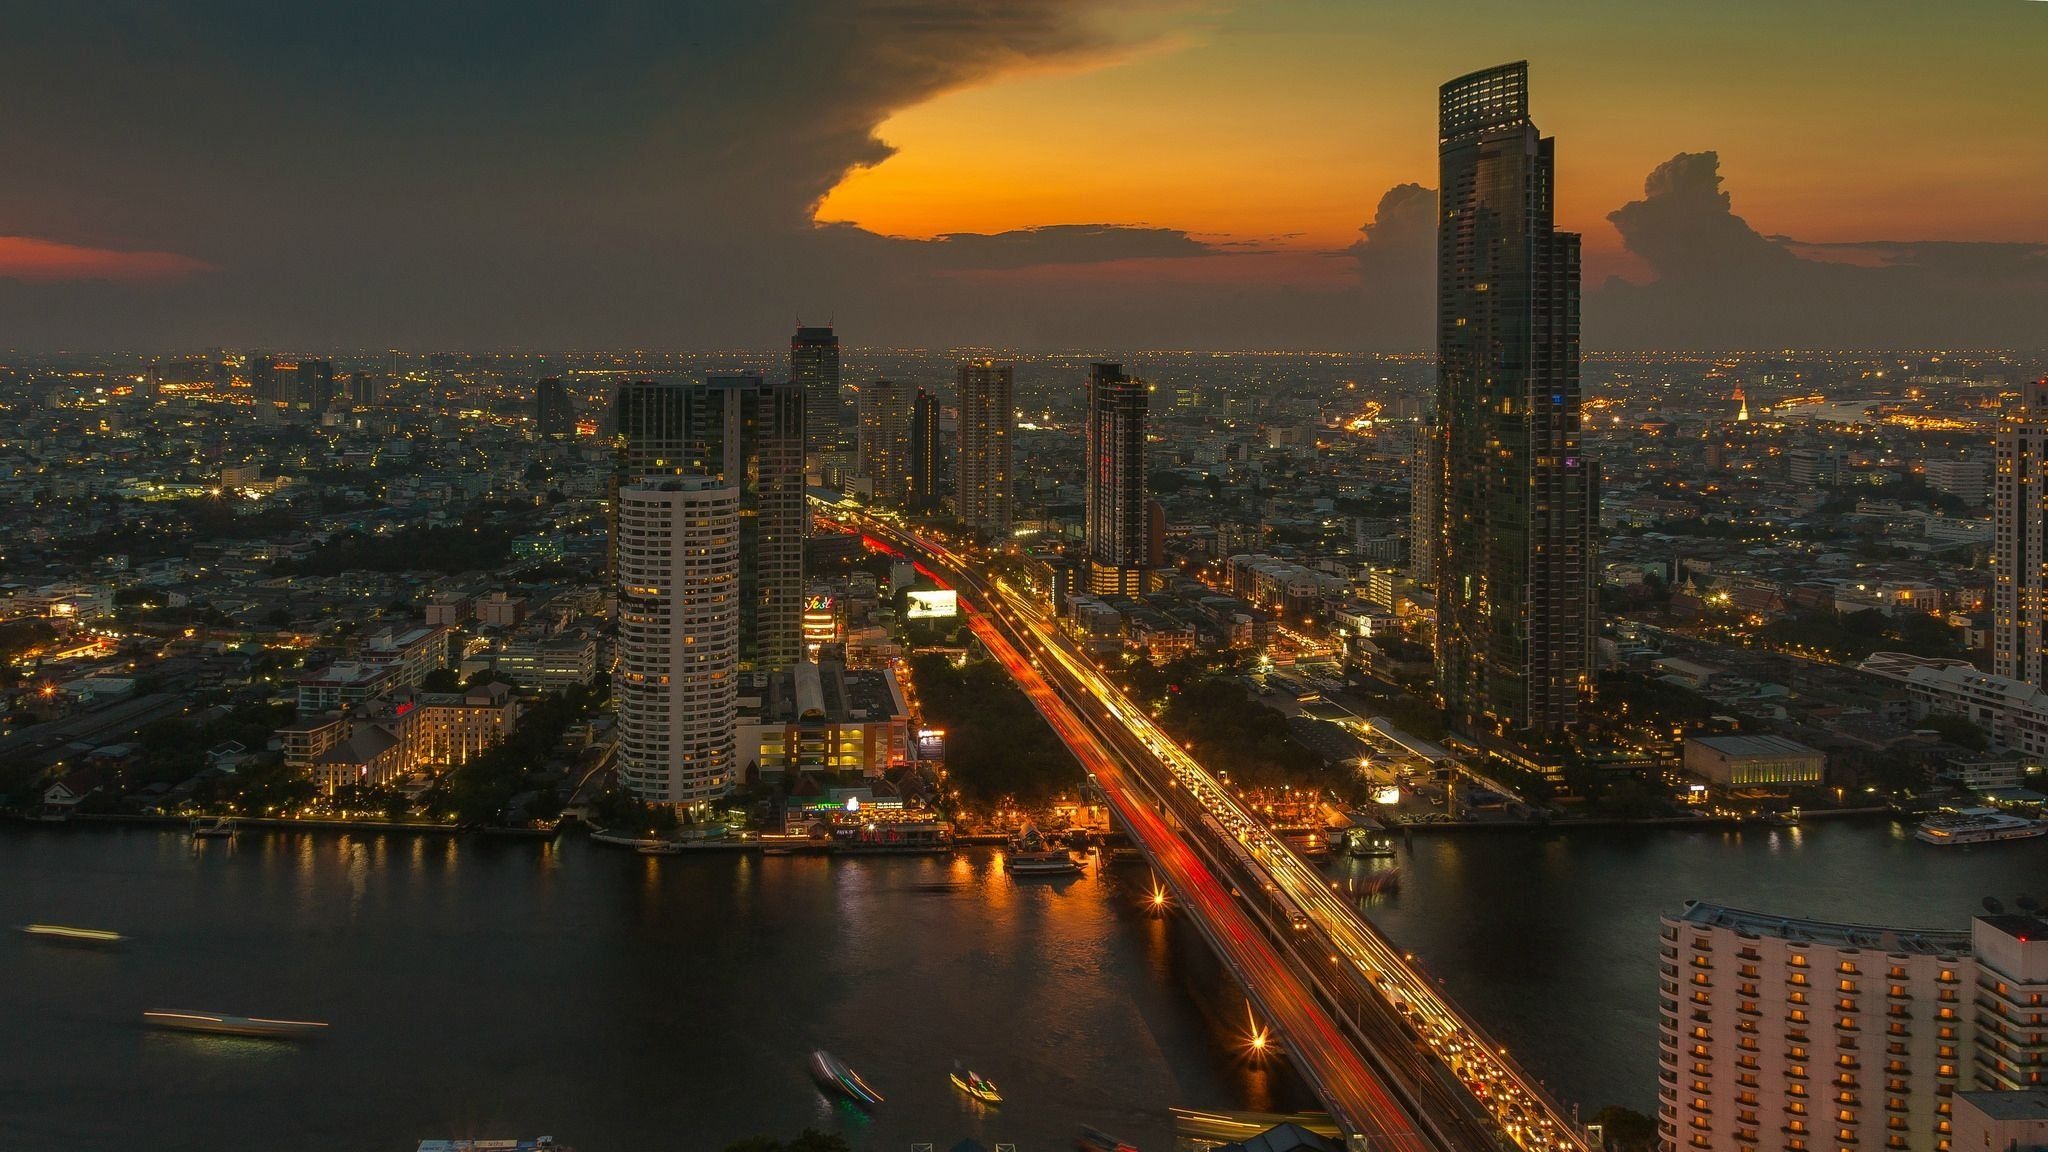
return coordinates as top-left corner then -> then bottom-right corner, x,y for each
2,0 -> 2043,349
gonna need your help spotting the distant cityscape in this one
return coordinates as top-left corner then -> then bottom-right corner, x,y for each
3,52 -> 2046,1152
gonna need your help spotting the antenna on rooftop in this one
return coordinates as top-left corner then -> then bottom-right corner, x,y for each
1983,896 -> 2006,915
2017,895 -> 2041,915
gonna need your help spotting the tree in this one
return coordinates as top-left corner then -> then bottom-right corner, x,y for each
1591,1105 -> 1657,1152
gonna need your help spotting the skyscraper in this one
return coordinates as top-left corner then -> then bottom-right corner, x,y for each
535,377 -> 576,439
1433,62 -> 1594,738
1084,362 -> 1149,597
614,373 -> 805,670
857,378 -> 915,507
909,386 -> 942,512
1409,424 -> 1438,584
615,476 -> 739,809
957,359 -> 1015,539
792,324 -> 840,482
1993,379 -> 2048,687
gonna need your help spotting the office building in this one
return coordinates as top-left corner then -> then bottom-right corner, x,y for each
614,373 -> 805,670
957,359 -> 1015,539
1411,425 -> 1438,583
857,377 -> 915,507
1659,902 -> 2048,1152
1994,381 -> 2048,688
1433,61 -> 1595,738
1923,458 -> 1989,505
909,386 -> 942,512
535,377 -> 577,439
793,324 -> 841,481
616,477 -> 740,809
1085,362 -> 1150,596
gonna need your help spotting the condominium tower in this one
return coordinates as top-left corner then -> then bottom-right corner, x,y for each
909,386 -> 942,512
957,359 -> 1015,539
857,377 -> 915,507
614,373 -> 805,670
615,477 -> 740,809
1432,61 -> 1595,738
1084,362 -> 1149,597
792,324 -> 841,482
1993,379 -> 2048,688
1657,902 -> 2048,1152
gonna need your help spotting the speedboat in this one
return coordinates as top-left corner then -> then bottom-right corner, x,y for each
809,1049 -> 884,1109
21,924 -> 126,946
636,841 -> 684,856
144,1010 -> 328,1039
950,1068 -> 1003,1104
1077,1126 -> 1139,1152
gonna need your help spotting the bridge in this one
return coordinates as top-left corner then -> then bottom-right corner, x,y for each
828,505 -> 1592,1152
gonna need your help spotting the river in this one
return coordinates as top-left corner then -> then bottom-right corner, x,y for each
3,818 -> 2040,1151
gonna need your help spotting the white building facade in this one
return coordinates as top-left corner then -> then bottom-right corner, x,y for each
616,477 -> 740,809
1660,902 -> 2048,1152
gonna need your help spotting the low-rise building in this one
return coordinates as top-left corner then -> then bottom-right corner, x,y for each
1954,1089 -> 2048,1152
736,658 -> 910,784
1683,734 -> 1826,788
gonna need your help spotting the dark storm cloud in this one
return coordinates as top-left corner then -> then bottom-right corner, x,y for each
0,0 -> 1213,348
1592,152 -> 2048,349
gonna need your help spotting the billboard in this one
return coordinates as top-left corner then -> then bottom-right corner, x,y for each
905,589 -> 959,619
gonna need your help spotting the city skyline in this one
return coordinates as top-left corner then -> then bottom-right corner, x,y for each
2,2 -> 2043,351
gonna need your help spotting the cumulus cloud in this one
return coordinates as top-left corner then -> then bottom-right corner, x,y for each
1593,152 -> 2048,349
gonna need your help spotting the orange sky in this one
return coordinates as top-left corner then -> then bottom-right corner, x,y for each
816,0 -> 2048,282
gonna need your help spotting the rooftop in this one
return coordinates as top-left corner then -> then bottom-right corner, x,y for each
1687,734 -> 1820,758
1672,900 -> 1971,957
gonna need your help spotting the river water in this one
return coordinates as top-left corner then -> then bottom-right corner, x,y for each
3,819 -> 2039,1151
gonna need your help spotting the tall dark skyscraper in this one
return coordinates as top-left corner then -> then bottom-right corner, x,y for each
614,373 -> 806,670
956,359 -> 1014,540
1432,61 -> 1594,739
909,386 -> 941,512
1084,362 -> 1149,597
535,377 -> 576,439
791,324 -> 840,482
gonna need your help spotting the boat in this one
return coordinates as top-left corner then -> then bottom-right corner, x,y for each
21,923 -> 127,946
1914,807 -> 2048,846
1007,824 -> 1081,876
950,1068 -> 1003,1104
190,816 -> 236,840
144,1010 -> 329,1039
1767,807 -> 1803,827
809,1049 -> 884,1108
1076,1125 -> 1140,1152
1106,846 -> 1146,866
1344,818 -> 1397,858
636,841 -> 684,855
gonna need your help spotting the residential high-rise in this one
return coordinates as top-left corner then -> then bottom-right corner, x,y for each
1410,424 -> 1438,584
792,324 -> 841,481
615,477 -> 740,809
909,386 -> 942,512
535,377 -> 576,439
1084,362 -> 1149,597
613,373 -> 805,670
1656,901 -> 2048,1152
957,359 -> 1015,539
1993,380 -> 2048,687
857,378 -> 915,507
1433,61 -> 1594,739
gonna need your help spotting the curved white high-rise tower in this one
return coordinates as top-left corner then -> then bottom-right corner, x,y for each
616,476 -> 739,809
